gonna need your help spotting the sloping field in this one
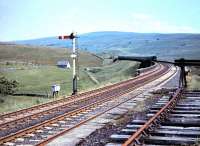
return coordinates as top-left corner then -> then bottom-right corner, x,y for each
0,43 -> 102,67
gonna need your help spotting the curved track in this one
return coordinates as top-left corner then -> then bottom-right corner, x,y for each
0,63 -> 176,145
0,63 -> 160,125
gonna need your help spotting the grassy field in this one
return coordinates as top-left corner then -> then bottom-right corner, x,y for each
0,61 -> 139,95
0,44 -> 139,113
0,61 -> 139,113
0,65 -> 97,113
0,95 -> 50,113
87,61 -> 139,84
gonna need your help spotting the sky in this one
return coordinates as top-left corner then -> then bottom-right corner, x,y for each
0,0 -> 200,41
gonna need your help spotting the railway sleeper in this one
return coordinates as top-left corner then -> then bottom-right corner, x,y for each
163,118 -> 200,127
174,108 -> 200,114
120,128 -> 138,134
105,142 -> 123,146
169,113 -> 200,118
148,112 -> 200,118
143,135 -> 199,145
126,124 -> 144,129
176,103 -> 200,106
179,100 -> 200,103
149,129 -> 200,137
175,106 -> 200,110
159,125 -> 200,131
180,101 -> 200,105
130,119 -> 147,124
151,106 -> 200,110
149,110 -> 200,115
171,110 -> 200,114
183,93 -> 200,96
110,134 -> 130,142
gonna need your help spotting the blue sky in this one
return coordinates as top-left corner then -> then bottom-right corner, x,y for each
0,0 -> 200,41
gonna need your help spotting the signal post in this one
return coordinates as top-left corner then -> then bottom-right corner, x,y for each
58,33 -> 78,95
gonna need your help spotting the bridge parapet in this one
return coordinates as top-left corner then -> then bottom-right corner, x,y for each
114,56 -> 157,68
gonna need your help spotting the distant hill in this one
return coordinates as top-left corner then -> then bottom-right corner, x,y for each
13,31 -> 200,61
0,44 -> 103,66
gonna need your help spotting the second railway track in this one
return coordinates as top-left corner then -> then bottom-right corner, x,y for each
107,88 -> 200,146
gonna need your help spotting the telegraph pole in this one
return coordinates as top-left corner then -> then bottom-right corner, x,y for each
58,32 -> 78,95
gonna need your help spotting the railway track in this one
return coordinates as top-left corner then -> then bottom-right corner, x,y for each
0,63 -> 161,125
107,88 -> 200,146
0,64 -> 162,135
0,63 -> 176,146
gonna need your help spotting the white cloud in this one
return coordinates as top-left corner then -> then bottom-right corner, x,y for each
129,13 -> 198,33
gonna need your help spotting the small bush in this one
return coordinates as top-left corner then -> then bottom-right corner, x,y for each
0,76 -> 19,95
36,99 -> 40,104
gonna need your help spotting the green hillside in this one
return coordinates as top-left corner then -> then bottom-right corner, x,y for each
14,31 -> 200,61
0,43 -> 102,66
0,44 -> 139,113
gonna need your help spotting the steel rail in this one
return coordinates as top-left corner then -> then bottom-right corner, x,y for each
0,71 -> 163,144
0,63 -> 160,122
122,88 -> 182,146
36,90 -> 144,146
37,64 -> 176,146
0,63 -> 169,145
0,64 -> 162,130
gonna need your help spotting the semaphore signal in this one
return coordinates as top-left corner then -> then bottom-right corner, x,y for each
58,32 -> 78,95
58,33 -> 76,40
